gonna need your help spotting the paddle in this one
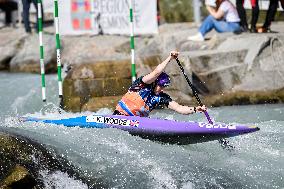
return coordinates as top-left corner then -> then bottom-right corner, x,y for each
175,58 -> 213,124
175,58 -> 233,149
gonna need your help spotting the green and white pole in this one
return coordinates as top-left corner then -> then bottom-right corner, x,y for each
54,0 -> 63,99
38,0 -> 46,102
129,0 -> 136,82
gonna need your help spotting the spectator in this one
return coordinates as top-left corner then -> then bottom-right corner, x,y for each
0,0 -> 18,26
188,0 -> 240,42
236,0 -> 259,32
22,0 -> 43,33
258,0 -> 284,33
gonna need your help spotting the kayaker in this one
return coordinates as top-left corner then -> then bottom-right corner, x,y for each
113,51 -> 207,117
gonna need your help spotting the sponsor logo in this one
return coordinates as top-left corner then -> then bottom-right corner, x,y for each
86,115 -> 139,127
198,122 -> 236,130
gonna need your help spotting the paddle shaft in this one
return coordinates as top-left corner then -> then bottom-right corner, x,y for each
175,58 -> 213,124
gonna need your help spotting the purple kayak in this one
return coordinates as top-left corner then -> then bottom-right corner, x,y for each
22,115 -> 260,144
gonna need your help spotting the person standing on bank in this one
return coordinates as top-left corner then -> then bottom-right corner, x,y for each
258,0 -> 284,33
113,51 -> 207,117
22,0 -> 44,33
188,0 -> 241,42
0,0 -> 18,27
236,0 -> 259,32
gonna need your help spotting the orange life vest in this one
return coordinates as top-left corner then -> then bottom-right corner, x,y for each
115,91 -> 151,117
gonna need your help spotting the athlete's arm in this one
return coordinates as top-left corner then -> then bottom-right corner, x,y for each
206,5 -> 224,19
142,51 -> 179,84
168,101 -> 207,115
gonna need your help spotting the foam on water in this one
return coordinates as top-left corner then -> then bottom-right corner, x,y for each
40,170 -> 88,189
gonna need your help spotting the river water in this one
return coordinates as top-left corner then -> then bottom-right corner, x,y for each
0,72 -> 283,189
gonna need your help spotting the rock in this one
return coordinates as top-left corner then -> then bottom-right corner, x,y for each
10,33 -> 56,73
217,35 -> 271,70
165,90 -> 194,106
81,96 -> 123,112
0,132 -> 98,188
0,28 -> 26,70
232,37 -> 284,91
180,34 -> 222,51
66,59 -> 132,80
72,77 -> 131,97
0,165 -> 36,189
158,23 -> 196,34
63,60 -> 132,112
61,35 -> 129,66
0,134 -> 43,188
62,96 -> 81,112
185,35 -> 284,104
137,27 -> 220,57
188,50 -> 248,94
136,37 -> 163,57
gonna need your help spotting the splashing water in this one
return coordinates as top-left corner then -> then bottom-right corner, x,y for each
40,171 -> 88,189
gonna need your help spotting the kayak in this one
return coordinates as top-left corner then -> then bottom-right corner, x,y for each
21,115 -> 260,144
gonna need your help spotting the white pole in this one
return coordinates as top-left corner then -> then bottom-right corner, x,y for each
193,0 -> 201,25
129,0 -> 136,82
37,0 -> 46,102
17,0 -> 23,28
54,0 -> 63,100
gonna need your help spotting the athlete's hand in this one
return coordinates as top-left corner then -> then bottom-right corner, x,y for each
170,51 -> 179,60
196,105 -> 207,113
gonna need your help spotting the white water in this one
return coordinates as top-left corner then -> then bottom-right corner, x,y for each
0,73 -> 283,188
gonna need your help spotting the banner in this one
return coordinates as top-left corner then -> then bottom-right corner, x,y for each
54,0 -> 158,35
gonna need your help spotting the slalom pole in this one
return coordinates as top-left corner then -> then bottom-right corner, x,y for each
129,0 -> 136,82
54,0 -> 63,103
37,0 -> 46,102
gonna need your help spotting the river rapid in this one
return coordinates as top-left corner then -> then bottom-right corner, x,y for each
0,72 -> 283,189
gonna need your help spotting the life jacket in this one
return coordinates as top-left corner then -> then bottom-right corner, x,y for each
115,91 -> 152,117
115,76 -> 171,117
